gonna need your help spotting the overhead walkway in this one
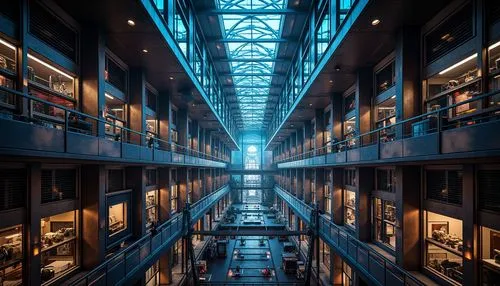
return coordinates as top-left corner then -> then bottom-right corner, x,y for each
274,186 -> 424,286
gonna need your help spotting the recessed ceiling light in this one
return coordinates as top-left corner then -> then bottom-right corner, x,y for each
127,19 -> 135,26
371,19 -> 381,26
290,124 -> 294,127
169,76 -> 174,80
335,66 -> 341,72
329,80 -> 333,83
192,103 -> 196,107
142,49 -> 148,53
309,103 -> 313,107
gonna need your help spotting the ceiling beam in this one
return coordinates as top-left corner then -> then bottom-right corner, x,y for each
208,38 -> 297,43
213,58 -> 291,63
222,85 -> 282,89
198,8 -> 307,15
220,72 -> 286,76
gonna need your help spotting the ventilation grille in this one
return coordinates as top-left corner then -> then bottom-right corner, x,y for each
41,169 -> 77,204
478,170 -> 500,213
0,169 -> 26,211
488,0 -> 500,26
426,170 -> 463,205
108,169 -> 124,192
146,169 -> 157,186
424,2 -> 473,65
29,1 -> 78,61
0,0 -> 19,22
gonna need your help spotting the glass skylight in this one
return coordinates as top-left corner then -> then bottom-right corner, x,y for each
217,0 -> 285,129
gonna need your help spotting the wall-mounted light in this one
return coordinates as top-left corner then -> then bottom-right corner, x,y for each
127,19 -> 136,27
439,54 -> 477,75
0,38 -> 15,50
28,54 -> 73,80
488,40 -> 500,51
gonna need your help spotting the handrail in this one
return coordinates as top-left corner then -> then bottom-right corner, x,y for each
0,85 -> 229,164
69,184 -> 230,286
274,186 -> 425,286
274,88 -> 500,163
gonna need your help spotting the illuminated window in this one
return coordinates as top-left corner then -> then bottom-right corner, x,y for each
108,202 -> 127,236
424,211 -> 463,284
0,225 -> 22,285
146,190 -> 158,228
40,210 -> 78,283
344,189 -> 356,229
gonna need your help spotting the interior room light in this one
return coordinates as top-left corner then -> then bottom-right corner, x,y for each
391,95 -> 396,99
27,54 -> 73,80
488,40 -> 500,51
105,93 -> 114,100
0,38 -> 15,50
309,103 -> 313,107
142,49 -> 148,53
371,19 -> 381,26
127,19 -> 136,26
438,54 -> 477,75
169,76 -> 174,80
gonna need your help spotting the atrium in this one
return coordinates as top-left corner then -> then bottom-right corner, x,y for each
0,0 -> 499,285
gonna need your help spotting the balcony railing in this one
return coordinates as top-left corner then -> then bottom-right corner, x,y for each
275,89 -> 500,164
69,185 -> 230,286
0,86 -> 228,165
274,186 -> 424,286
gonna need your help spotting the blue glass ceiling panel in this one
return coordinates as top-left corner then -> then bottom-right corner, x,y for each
217,0 -> 285,129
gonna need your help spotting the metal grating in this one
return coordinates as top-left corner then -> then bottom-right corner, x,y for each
0,168 -> 26,211
426,170 -> 463,205
41,169 -> 77,203
478,170 -> 500,213
107,169 -> 124,192
424,2 -> 473,65
29,0 -> 78,61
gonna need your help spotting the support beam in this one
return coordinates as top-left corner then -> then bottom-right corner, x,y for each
213,58 -> 291,63
199,8 -> 307,15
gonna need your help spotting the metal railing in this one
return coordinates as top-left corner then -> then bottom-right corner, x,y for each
274,186 -> 424,286
0,85 -> 229,164
69,185 -> 230,286
274,89 -> 500,163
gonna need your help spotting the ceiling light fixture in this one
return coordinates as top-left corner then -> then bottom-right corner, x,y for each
438,54 -> 477,75
127,19 -> 136,26
309,103 -> 313,107
169,76 -> 174,80
371,19 -> 381,26
105,93 -> 114,100
335,66 -> 341,72
329,80 -> 333,83
142,49 -> 148,53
